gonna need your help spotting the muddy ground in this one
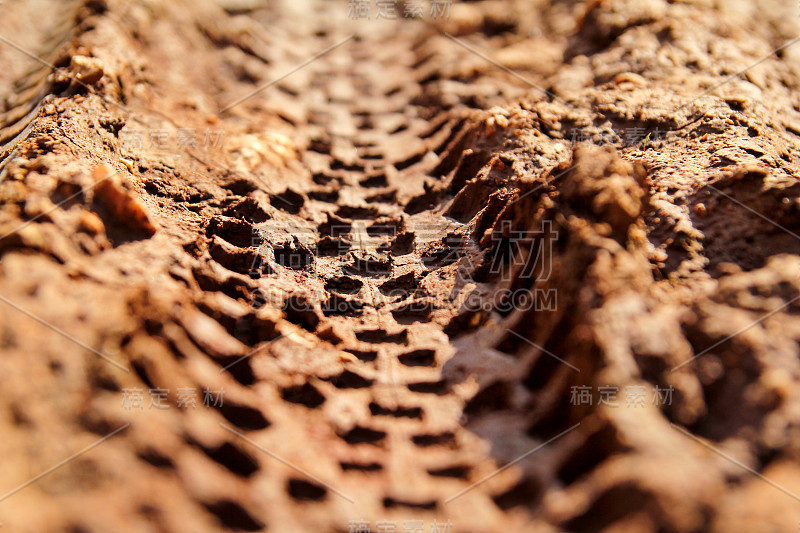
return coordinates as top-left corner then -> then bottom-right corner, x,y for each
2,0 -> 800,532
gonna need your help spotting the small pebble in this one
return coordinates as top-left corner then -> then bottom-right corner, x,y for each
93,163 -> 158,235
614,72 -> 647,87
70,55 -> 104,85
78,211 -> 106,235
339,352 -> 358,363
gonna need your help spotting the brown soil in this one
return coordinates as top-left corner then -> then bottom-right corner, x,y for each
2,0 -> 800,532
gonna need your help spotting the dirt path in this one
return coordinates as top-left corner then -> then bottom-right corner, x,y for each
3,1 -> 800,532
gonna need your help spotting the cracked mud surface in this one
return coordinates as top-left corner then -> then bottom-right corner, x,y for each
3,0 -> 800,532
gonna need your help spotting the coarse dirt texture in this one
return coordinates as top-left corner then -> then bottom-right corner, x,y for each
2,0 -> 800,532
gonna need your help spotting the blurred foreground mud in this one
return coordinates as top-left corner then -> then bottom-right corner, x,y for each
2,0 -> 800,531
